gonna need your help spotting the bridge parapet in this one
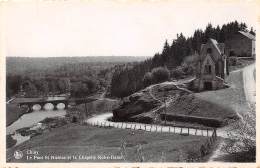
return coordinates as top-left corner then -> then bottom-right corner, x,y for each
19,99 -> 69,112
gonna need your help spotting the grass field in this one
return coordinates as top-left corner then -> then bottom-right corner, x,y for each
164,70 -> 248,127
7,123 -> 209,162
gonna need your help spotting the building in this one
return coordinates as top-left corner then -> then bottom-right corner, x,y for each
192,39 -> 228,91
225,31 -> 256,58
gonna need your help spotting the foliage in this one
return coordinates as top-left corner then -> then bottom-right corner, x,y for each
110,21 -> 253,98
6,75 -> 22,98
151,67 -> 170,83
224,103 -> 256,161
143,72 -> 153,87
7,61 -> 124,98
143,66 -> 170,87
170,67 -> 186,79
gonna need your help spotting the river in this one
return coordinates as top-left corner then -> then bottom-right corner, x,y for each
6,100 -> 67,147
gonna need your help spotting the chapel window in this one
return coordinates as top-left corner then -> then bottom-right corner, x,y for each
207,48 -> 212,54
204,65 -> 212,74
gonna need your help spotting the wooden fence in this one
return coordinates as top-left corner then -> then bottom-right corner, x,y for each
87,120 -> 217,137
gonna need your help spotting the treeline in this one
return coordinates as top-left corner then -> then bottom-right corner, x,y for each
6,62 -> 128,98
6,56 -> 147,75
110,21 -> 255,98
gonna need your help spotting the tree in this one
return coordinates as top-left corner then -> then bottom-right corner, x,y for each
6,75 -> 22,98
249,27 -> 256,36
143,72 -> 153,87
151,67 -> 170,83
109,21 -> 255,98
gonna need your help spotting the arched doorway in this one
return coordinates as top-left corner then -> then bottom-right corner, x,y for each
204,82 -> 212,90
229,50 -> 235,57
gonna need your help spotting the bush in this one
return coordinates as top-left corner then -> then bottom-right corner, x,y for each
224,103 -> 256,161
143,72 -> 153,87
170,68 -> 186,79
151,67 -> 170,83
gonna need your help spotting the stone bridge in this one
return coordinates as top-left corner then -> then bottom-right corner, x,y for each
19,99 -> 69,112
18,97 -> 98,112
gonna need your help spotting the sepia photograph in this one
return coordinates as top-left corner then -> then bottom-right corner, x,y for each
2,0 -> 257,165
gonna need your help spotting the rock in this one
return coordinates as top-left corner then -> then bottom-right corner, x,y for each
158,84 -> 178,92
129,92 -> 143,102
113,91 -> 161,121
112,82 -> 191,123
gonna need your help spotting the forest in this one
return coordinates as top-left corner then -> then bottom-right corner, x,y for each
6,57 -> 146,99
6,21 -> 255,99
110,21 -> 256,98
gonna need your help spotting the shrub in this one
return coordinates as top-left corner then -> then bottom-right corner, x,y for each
224,103 -> 256,161
170,68 -> 186,79
143,72 -> 153,87
151,67 -> 170,83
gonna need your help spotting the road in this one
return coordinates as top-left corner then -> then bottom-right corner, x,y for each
86,64 -> 256,162
243,63 -> 256,104
85,113 -> 214,137
209,63 -> 256,162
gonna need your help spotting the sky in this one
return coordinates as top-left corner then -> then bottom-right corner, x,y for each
1,0 -> 258,57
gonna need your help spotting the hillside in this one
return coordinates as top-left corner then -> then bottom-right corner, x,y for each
112,79 -> 239,128
6,56 -> 147,99
110,21 -> 255,98
6,56 -> 148,75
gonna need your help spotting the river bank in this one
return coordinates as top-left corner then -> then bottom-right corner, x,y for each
6,103 -> 28,126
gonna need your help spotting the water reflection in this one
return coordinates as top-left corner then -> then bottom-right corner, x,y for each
7,103 -> 66,135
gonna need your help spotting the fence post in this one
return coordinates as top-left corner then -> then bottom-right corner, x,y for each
207,129 -> 208,137
140,125 -> 141,130
145,124 -> 146,131
134,124 -> 136,130
150,125 -> 152,132
188,128 -> 189,135
161,126 -> 163,132
156,126 -> 158,132
174,127 -> 175,133
169,126 -> 170,133
195,129 -> 197,135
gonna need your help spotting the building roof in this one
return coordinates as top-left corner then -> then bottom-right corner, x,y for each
238,31 -> 256,40
209,38 -> 222,55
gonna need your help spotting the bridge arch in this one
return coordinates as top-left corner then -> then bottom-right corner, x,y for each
32,104 -> 42,111
19,99 -> 70,112
44,103 -> 54,110
56,103 -> 65,110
